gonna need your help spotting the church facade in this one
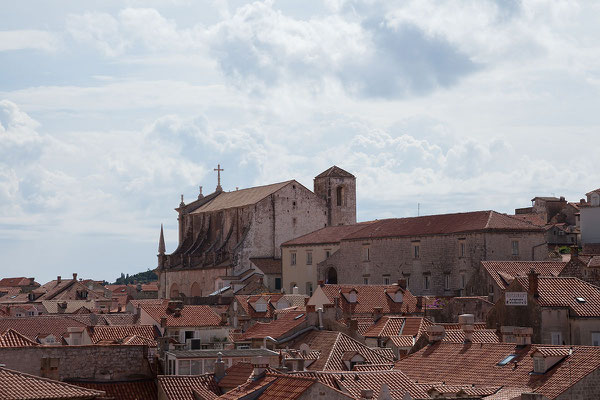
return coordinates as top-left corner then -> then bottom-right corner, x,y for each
157,166 -> 356,299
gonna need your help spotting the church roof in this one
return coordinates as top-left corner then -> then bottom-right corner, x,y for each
191,181 -> 293,213
314,166 -> 355,179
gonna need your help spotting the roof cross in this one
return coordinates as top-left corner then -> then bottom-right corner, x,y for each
214,164 -> 224,192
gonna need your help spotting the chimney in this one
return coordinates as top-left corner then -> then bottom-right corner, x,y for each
220,313 -> 228,325
251,356 -> 269,379
349,319 -> 359,332
514,327 -> 533,346
527,269 -> 539,298
318,280 -> 324,287
416,296 -> 423,310
72,273 -> 77,281
214,352 -> 226,380
398,279 -> 407,290
160,317 -> 167,328
458,314 -> 475,343
293,286 -> 299,295
117,304 -> 122,312
427,325 -> 445,343
570,245 -> 579,259
373,307 -> 383,322
580,198 -> 586,205
306,304 -> 316,313
360,389 -> 373,399
57,276 -> 62,285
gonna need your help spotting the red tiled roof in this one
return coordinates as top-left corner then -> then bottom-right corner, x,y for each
0,277 -> 34,287
249,258 -> 282,275
352,363 -> 394,371
216,376 -> 276,400
483,261 -> 566,290
234,294 -> 285,319
287,330 -> 392,371
69,379 -> 157,400
157,374 -> 220,400
239,311 -> 306,340
0,367 -> 104,399
258,375 -> 316,400
514,276 -> 600,317
510,213 -> 547,227
362,316 -> 432,338
395,342 -> 600,399
89,325 -> 157,344
0,316 -> 88,342
0,329 -> 39,348
342,211 -> 543,241
282,222 -> 376,246
441,329 -> 501,343
140,301 -> 222,328
141,283 -> 159,292
217,362 -> 254,389
387,335 -> 415,348
533,346 -> 572,358
319,284 -> 418,314
314,166 -> 354,178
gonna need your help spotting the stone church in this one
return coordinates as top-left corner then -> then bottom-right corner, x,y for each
157,166 -> 356,299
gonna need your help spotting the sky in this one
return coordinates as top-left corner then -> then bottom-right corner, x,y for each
1,0 -> 599,283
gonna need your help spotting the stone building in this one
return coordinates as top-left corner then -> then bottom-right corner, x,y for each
580,187 -> 600,245
157,166 -> 357,299
317,210 -> 548,296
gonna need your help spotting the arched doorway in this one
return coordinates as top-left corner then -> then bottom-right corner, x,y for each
190,282 -> 201,297
326,267 -> 338,284
170,283 -> 179,299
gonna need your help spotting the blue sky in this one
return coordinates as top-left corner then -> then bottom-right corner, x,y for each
1,0 -> 599,283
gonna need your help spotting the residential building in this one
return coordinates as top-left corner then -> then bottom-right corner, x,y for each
580,187 -> 600,245
227,292 -> 307,330
163,348 -> 279,375
317,211 -> 547,296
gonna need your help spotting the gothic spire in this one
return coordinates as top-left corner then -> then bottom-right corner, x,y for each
158,224 -> 166,255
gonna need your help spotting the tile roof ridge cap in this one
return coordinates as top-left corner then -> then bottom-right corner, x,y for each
484,210 -> 495,229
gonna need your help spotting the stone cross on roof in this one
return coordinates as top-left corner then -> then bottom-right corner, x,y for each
214,164 -> 224,192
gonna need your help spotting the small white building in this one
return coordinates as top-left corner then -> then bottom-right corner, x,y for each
580,188 -> 600,245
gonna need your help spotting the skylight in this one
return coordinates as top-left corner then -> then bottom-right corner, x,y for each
575,297 -> 586,304
497,354 -> 517,366
294,313 -> 305,320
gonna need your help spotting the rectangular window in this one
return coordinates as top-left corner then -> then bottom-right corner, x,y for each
383,276 -> 390,285
461,273 -> 466,289
592,332 -> 600,346
363,246 -> 370,261
414,245 -> 420,259
424,275 -> 430,290
290,253 -> 296,266
551,332 -> 562,345
306,251 -> 312,265
406,276 -> 410,288
325,250 -> 331,258
275,277 -> 282,290
363,277 -> 369,285
306,282 -> 313,296
511,240 -> 519,256
444,275 -> 450,290
460,242 -> 465,257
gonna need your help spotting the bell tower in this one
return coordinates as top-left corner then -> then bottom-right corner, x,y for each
314,166 -> 356,226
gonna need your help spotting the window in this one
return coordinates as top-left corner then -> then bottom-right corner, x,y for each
363,277 -> 369,285
592,332 -> 600,346
178,360 -> 191,375
461,273 -> 466,289
497,354 -> 517,366
406,276 -> 410,288
306,251 -> 313,265
383,276 -> 390,285
255,302 -> 267,312
185,331 -> 194,341
489,284 -> 494,294
293,217 -> 297,225
306,282 -> 313,296
551,332 -> 562,345
533,357 -> 546,373
363,246 -> 370,261
290,252 -> 296,266
424,275 -> 430,290
414,245 -> 420,259
460,242 -> 465,257
444,275 -> 450,290
336,186 -> 343,206
511,240 -> 519,256
325,250 -> 331,258
275,278 -> 282,290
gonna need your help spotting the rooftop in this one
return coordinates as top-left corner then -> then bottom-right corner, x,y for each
191,181 -> 293,213
139,301 -> 222,328
482,261 -> 566,291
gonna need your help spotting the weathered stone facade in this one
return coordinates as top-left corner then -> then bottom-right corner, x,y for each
319,218 -> 547,297
158,166 -> 356,299
0,345 -> 152,381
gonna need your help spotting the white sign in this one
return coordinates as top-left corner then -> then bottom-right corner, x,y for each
505,292 -> 528,306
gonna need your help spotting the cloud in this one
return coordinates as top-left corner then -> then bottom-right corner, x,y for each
0,30 -> 60,52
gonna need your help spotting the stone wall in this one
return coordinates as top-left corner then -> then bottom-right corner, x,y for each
320,231 -> 547,296
0,345 -> 152,381
555,367 -> 600,400
486,292 -> 543,343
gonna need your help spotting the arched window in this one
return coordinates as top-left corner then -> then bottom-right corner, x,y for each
190,282 -> 201,297
170,283 -> 179,299
326,267 -> 338,284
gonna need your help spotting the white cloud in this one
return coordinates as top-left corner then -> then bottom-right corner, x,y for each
0,30 -> 60,52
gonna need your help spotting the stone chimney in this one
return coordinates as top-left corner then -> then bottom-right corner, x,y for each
57,276 -> 61,285
360,389 -> 373,399
349,319 -> 359,332
214,352 -> 226,380
220,313 -> 228,325
293,286 -> 299,295
398,279 -> 407,290
514,327 -> 533,346
458,314 -> 475,343
527,269 -> 539,298
251,356 -> 269,379
570,245 -> 579,259
372,307 -> 383,323
160,317 -> 167,328
306,304 -> 316,313
427,325 -> 445,343
416,296 -> 423,310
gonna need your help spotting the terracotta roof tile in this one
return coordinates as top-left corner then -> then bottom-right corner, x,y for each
363,316 -> 431,339
352,363 -> 394,371
0,277 -> 35,287
342,211 -> 542,241
532,346 -> 572,358
0,316 -> 88,342
395,342 -> 600,399
482,261 -> 566,290
282,222 -> 376,246
0,329 -> 40,348
216,376 -> 276,400
387,335 -> 415,348
191,181 -> 293,213
320,284 -> 418,314
89,325 -> 158,344
440,329 -> 501,343
217,362 -> 254,389
140,301 -> 222,327
249,258 -> 282,275
0,366 -> 104,399
315,166 -> 355,178
258,375 -> 316,400
239,311 -> 306,341
514,276 -> 600,317
157,374 -> 220,400
68,379 -> 157,400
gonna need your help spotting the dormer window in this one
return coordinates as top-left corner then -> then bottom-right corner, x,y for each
348,290 -> 357,303
533,356 -> 546,373
254,300 -> 267,313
